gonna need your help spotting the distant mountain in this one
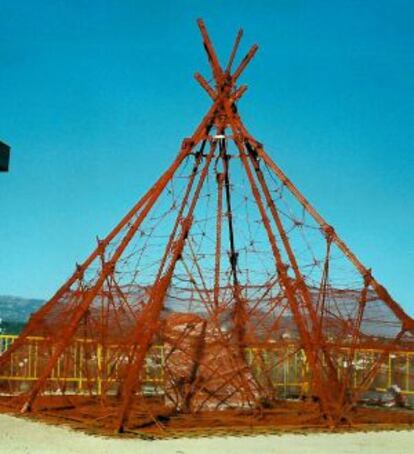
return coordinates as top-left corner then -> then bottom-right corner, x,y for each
0,295 -> 45,323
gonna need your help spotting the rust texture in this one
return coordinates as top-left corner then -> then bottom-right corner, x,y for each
1,19 -> 413,435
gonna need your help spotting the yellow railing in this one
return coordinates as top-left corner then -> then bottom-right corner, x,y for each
0,334 -> 413,395
0,335 -> 165,394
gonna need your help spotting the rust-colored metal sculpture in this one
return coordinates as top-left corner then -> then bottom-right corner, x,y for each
1,19 -> 413,435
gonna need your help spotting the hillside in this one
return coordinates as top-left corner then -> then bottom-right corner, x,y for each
0,295 -> 44,323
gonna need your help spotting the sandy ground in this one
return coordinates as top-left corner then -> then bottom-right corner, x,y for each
0,414 -> 413,454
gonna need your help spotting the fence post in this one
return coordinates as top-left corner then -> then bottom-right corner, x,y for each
406,353 -> 410,392
78,343 -> 83,393
388,353 -> 392,388
97,342 -> 103,396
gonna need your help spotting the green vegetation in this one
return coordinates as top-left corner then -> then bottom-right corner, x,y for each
0,320 -> 25,335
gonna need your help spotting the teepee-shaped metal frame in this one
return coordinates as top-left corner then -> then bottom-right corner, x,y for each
1,19 -> 413,433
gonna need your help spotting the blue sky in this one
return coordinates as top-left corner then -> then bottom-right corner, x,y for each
1,1 -> 413,314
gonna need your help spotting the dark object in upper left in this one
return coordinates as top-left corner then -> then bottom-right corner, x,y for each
0,141 -> 11,172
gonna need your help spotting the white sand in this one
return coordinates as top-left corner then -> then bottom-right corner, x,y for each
0,414 -> 413,454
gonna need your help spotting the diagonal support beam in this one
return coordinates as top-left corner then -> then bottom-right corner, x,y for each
231,85 -> 248,103
235,116 -> 414,334
197,18 -> 223,85
20,152 -> 185,413
116,140 -> 218,433
232,44 -> 259,83
194,72 -> 217,99
225,28 -> 243,74
16,90 -> 230,413
222,98 -> 342,423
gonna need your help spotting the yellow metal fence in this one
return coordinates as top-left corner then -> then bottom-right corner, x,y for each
0,335 -> 413,396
